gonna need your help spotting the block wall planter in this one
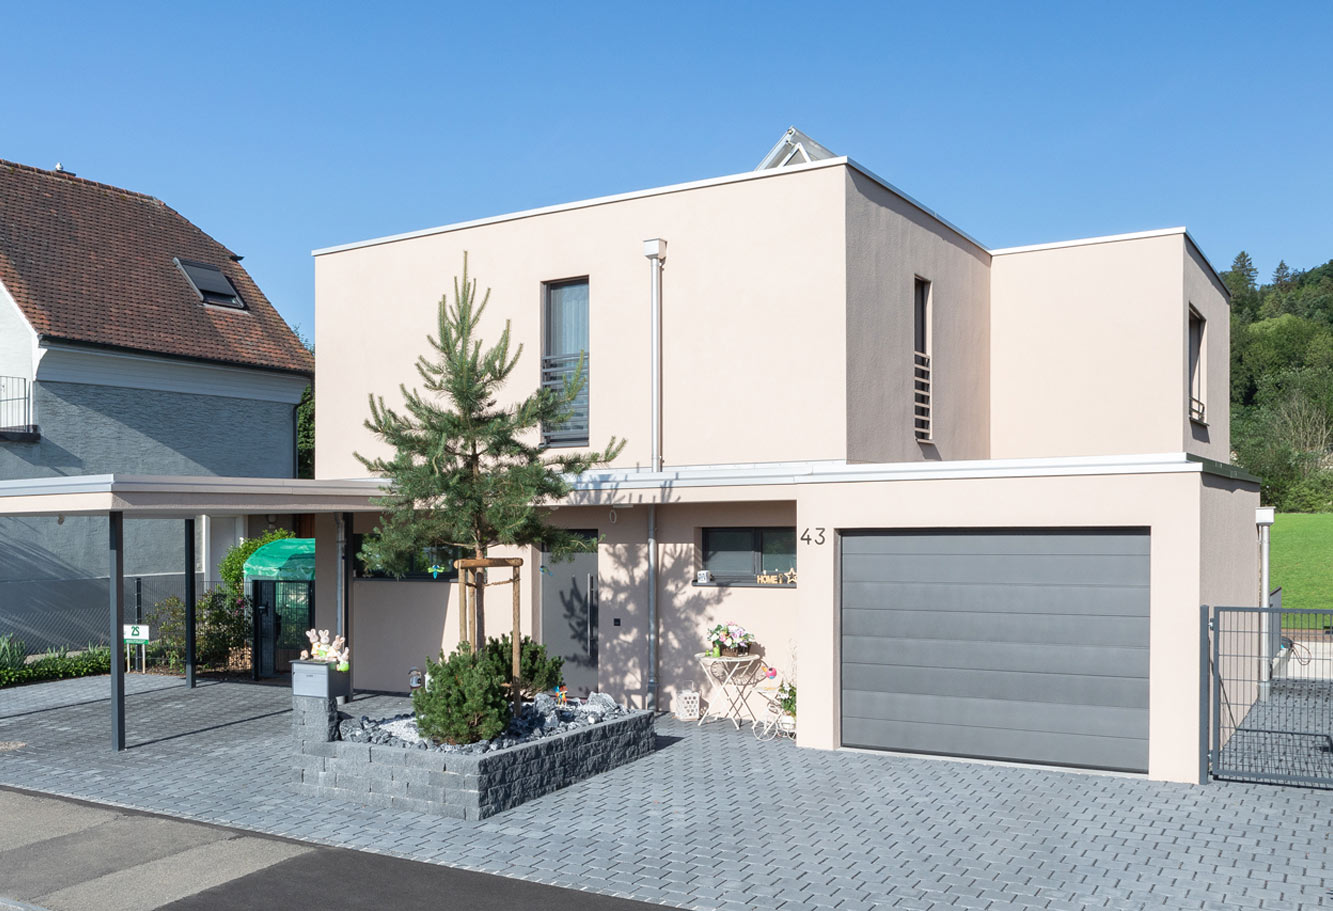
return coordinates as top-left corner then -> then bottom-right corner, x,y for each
291,693 -> 655,820
291,660 -> 351,700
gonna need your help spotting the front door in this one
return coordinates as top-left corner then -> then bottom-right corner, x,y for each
541,531 -> 599,697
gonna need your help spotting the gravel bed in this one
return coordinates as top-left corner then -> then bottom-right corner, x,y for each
337,691 -> 631,754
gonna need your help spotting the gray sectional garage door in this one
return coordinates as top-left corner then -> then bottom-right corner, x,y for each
841,529 -> 1150,772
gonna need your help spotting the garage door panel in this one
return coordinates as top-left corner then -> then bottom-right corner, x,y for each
841,530 -> 1150,557
841,552 -> 1149,587
842,690 -> 1149,739
840,581 -> 1149,617
842,663 -> 1149,709
842,607 -> 1148,648
841,636 -> 1150,679
839,528 -> 1149,772
841,717 -> 1148,772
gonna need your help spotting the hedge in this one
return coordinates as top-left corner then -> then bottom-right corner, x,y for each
0,648 -> 113,689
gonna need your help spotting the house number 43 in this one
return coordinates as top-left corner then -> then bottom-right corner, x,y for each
800,527 -> 826,545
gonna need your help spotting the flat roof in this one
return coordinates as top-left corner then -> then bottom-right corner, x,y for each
991,226 -> 1229,297
0,474 -> 384,517
311,156 -> 990,257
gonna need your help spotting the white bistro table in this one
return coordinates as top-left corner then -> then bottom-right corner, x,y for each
696,652 -> 764,729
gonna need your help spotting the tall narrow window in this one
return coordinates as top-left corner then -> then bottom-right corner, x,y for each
1188,307 -> 1206,423
913,277 -> 932,441
541,278 -> 590,446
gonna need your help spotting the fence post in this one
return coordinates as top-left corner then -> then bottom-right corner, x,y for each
1198,604 -> 1210,785
134,577 -> 143,673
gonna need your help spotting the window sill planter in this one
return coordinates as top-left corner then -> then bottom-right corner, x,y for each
291,660 -> 351,700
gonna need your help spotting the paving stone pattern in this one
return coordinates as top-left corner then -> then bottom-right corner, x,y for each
1,676 -> 1331,910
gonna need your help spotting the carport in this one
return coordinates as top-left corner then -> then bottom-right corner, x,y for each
0,473 -> 383,750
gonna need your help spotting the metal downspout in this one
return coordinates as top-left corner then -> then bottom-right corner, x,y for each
643,239 -> 667,711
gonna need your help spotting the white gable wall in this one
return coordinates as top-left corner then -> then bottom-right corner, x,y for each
0,279 -> 37,382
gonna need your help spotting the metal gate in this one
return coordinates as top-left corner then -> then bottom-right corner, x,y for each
251,580 -> 315,678
1210,599 -> 1333,787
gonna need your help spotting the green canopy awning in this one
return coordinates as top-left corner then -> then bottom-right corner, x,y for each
243,538 -> 316,581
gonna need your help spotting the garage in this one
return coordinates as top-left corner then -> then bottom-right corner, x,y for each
840,528 -> 1150,772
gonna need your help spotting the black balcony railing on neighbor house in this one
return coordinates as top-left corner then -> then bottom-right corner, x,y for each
0,376 -> 35,433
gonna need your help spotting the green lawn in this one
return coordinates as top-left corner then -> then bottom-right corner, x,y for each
1271,513 -> 1333,625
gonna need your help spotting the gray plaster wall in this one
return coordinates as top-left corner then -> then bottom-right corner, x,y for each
0,380 -> 296,650
844,169 -> 992,463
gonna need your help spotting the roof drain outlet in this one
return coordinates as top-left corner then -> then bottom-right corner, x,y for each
643,238 -> 666,711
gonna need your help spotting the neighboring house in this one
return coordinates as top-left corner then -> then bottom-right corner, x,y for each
301,127 -> 1258,784
0,160 -> 314,647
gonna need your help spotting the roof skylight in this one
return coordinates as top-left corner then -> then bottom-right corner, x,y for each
174,258 -> 245,309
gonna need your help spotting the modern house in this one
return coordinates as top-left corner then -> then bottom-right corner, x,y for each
0,131 -> 1260,782
0,160 -> 314,648
305,128 -> 1260,784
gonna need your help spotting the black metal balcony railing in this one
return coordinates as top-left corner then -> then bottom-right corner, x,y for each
541,353 -> 589,447
0,376 -> 35,433
913,351 -> 932,441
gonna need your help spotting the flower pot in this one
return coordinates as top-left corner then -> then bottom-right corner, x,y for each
291,660 -> 351,700
720,645 -> 748,658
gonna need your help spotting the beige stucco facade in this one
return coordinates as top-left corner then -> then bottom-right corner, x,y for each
307,152 -> 1259,784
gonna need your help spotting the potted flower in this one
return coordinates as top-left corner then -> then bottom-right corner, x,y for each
776,680 -> 796,734
706,622 -> 756,657
291,629 -> 351,700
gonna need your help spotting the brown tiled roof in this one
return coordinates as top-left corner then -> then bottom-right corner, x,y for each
0,159 -> 313,376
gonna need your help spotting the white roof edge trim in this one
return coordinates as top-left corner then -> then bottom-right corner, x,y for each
991,227 -> 1228,301
0,474 -> 385,497
989,226 -> 1189,255
311,157 -> 851,257
311,156 -> 989,257
566,452 -> 1204,491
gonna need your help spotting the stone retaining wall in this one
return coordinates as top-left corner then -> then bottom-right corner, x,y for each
292,694 -> 655,820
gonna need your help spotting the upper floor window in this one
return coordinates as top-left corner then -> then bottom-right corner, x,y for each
1188,307 -> 1206,423
541,278 -> 589,447
174,257 -> 245,309
913,277 -> 933,442
701,527 -> 797,586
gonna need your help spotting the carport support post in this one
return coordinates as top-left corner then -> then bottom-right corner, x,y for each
109,510 -> 125,752
184,518 -> 196,689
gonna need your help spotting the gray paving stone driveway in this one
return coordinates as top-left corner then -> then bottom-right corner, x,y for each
0,675 -> 1330,910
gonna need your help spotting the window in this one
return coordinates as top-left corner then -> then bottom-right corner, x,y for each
913,277 -> 932,441
701,527 -> 797,585
174,258 -> 245,309
1188,307 -> 1206,423
350,534 -> 463,581
541,278 -> 589,446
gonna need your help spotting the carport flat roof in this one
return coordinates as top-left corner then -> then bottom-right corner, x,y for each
0,474 -> 386,517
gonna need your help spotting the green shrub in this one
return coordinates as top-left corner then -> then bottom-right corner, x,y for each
0,634 -> 26,672
143,588 -> 251,671
413,643 -> 511,745
0,646 -> 111,688
196,588 -> 251,667
481,634 -> 564,700
1283,471 -> 1333,513
146,596 -> 187,670
219,529 -> 293,601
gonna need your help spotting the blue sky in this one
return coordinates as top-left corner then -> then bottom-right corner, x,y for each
3,1 -> 1330,336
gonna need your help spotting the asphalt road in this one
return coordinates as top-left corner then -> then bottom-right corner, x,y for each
0,787 -> 664,911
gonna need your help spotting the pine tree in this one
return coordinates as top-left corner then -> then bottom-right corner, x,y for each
1222,251 -> 1261,315
1272,260 -> 1292,287
356,253 -> 623,582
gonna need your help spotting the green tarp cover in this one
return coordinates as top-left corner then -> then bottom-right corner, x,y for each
243,538 -> 316,581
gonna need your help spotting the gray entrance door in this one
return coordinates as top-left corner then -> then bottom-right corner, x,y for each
541,532 -> 598,697
841,528 -> 1150,772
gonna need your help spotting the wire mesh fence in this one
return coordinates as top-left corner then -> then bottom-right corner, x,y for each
0,575 -> 253,678
1211,604 -> 1333,788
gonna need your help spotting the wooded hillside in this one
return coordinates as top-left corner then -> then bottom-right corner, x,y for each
1224,252 -> 1333,510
